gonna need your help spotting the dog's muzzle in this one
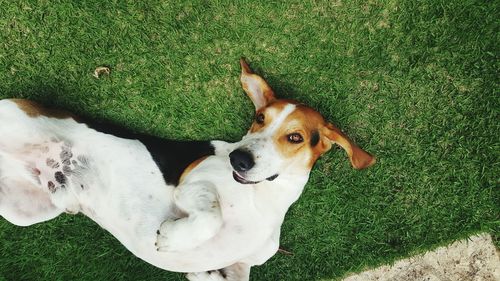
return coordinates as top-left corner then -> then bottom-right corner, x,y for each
229,149 -> 278,185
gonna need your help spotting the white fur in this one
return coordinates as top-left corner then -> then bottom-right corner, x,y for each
0,99 -> 310,281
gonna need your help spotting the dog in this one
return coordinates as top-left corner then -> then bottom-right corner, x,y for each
0,59 -> 375,281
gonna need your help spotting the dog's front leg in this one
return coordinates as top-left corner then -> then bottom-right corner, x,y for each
156,181 -> 222,252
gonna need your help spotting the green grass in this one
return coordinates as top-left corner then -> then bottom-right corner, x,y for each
0,0 -> 498,280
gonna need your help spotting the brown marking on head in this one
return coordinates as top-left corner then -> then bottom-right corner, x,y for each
248,100 -> 293,133
11,99 -> 76,120
277,105 -> 330,167
249,101 -> 333,170
179,156 -> 209,184
239,58 -> 376,172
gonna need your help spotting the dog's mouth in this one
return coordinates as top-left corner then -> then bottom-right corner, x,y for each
232,171 -> 279,185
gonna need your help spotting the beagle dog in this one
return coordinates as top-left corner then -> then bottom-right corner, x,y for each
0,59 -> 375,281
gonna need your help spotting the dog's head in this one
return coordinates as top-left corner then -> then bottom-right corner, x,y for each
229,59 -> 376,185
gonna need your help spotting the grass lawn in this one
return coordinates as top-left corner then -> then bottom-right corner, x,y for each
0,0 -> 498,280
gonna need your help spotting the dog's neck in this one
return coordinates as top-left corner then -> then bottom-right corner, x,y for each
252,172 -> 309,218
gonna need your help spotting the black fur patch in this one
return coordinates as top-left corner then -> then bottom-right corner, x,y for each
310,130 -> 320,147
85,120 -> 215,186
47,181 -> 56,193
54,171 -> 67,185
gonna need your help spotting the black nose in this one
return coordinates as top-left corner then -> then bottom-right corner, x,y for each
229,149 -> 255,172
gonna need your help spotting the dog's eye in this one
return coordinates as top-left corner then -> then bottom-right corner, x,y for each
287,133 -> 304,144
255,113 -> 265,124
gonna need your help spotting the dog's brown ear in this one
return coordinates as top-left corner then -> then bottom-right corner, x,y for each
322,123 -> 376,169
240,58 -> 276,110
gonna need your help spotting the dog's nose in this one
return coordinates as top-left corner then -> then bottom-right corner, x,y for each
229,149 -> 255,172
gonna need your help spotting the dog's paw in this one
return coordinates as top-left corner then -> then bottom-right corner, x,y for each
155,219 -> 177,252
186,271 -> 226,281
156,218 -> 197,252
156,213 -> 221,253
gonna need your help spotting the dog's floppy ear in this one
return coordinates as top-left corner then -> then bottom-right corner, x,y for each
322,123 -> 376,169
240,58 -> 276,110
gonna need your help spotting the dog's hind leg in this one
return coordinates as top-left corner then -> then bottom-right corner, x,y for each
0,178 -> 63,226
186,263 -> 251,281
0,154 -> 63,226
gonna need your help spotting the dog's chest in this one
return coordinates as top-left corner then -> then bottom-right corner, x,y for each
185,157 -> 279,229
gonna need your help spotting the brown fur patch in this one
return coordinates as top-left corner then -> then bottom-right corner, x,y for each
11,99 -> 76,120
248,100 -> 330,169
272,104 -> 330,168
262,101 -> 375,170
247,99 -> 374,170
248,100 -> 291,133
179,156 -> 209,184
